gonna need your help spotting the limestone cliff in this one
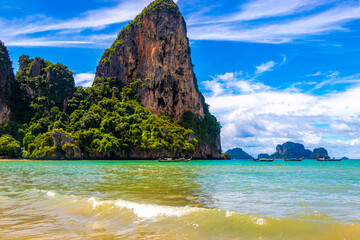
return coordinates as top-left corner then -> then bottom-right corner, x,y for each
13,55 -> 76,121
0,41 -> 14,124
96,0 -> 221,158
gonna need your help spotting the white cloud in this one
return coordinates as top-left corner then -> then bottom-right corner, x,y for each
0,0 -> 180,47
202,80 -> 225,97
0,0 -> 153,47
217,72 -> 242,81
304,71 -> 330,77
74,73 -> 95,87
5,39 -> 93,47
314,73 -> 360,90
232,0 -> 319,21
330,123 -> 351,131
256,61 -> 276,74
349,139 -> 360,146
9,1 -> 152,36
2,0 -> 360,47
189,0 -> 332,25
204,71 -> 360,158
203,59 -> 281,97
188,3 -> 360,43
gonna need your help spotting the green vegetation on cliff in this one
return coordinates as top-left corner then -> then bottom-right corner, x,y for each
12,56 -> 75,123
181,107 -> 220,150
22,78 -> 196,159
221,152 -> 231,160
1,66 -> 198,159
0,135 -> 21,158
101,40 -> 124,66
0,41 -> 14,120
0,41 -> 12,71
0,55 -> 218,159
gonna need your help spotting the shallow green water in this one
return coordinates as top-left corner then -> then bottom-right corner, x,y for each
0,160 -> 359,239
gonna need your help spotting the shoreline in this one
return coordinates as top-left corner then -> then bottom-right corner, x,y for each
0,159 -> 34,162
0,158 -> 225,162
0,158 -> 356,162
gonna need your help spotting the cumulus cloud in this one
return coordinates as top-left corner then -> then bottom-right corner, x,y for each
74,73 -> 95,87
203,59 -> 281,97
204,71 -> 360,158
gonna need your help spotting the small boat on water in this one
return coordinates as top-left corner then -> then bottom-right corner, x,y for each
253,158 -> 275,162
158,157 -> 192,162
285,157 -> 304,162
317,157 -> 342,162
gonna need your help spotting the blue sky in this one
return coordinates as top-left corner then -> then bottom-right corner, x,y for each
2,0 -> 360,158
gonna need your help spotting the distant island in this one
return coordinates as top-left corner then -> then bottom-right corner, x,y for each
225,148 -> 253,159
258,153 -> 270,159
226,141 -> 348,160
270,142 -> 329,159
0,0 -> 221,160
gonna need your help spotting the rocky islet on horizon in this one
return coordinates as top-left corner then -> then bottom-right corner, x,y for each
226,142 -> 342,160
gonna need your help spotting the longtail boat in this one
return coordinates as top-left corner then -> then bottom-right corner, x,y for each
285,157 -> 304,162
158,157 -> 192,162
317,158 -> 342,162
253,158 -> 275,162
329,158 -> 342,161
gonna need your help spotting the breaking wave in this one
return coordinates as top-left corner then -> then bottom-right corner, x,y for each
1,189 -> 360,240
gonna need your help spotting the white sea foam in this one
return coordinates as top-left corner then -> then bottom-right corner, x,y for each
114,200 -> 196,218
47,192 -> 268,224
226,211 -> 234,217
88,197 -> 106,209
256,218 -> 267,225
47,191 -> 55,197
88,197 -> 197,219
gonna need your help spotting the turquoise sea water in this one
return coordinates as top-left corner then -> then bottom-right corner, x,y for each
0,159 -> 359,239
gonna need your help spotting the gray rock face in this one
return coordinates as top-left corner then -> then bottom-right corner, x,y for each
195,135 -> 222,159
50,130 -> 82,159
0,41 -> 14,124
